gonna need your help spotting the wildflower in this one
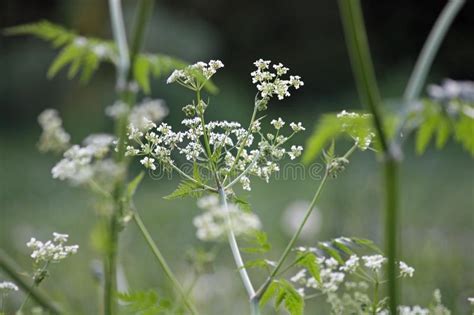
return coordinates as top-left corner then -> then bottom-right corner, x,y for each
105,101 -> 129,118
37,109 -> 71,153
129,99 -> 168,130
0,281 -> 18,293
83,134 -> 115,158
291,269 -> 307,285
270,117 -> 285,129
288,145 -> 303,160
193,196 -> 261,241
340,255 -> 359,274
290,122 -> 305,132
140,157 -> 156,170
26,233 -> 79,264
166,60 -> 224,88
428,79 -> 474,102
399,261 -> 415,277
362,255 -> 386,272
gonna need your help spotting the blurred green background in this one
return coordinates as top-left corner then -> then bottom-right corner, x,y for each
1,0 -> 473,314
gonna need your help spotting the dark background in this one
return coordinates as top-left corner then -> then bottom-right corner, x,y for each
1,1 -> 473,314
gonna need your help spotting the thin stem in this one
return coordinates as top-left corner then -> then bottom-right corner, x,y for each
132,209 -> 199,315
253,169 -> 329,301
217,187 -> 255,298
223,104 -> 259,185
224,151 -> 260,190
0,250 -> 62,314
403,0 -> 465,101
170,163 -> 217,192
372,275 -> 379,315
108,0 -> 130,90
337,1 -> 400,313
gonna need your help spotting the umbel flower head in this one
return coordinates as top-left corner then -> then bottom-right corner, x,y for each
26,232 -> 79,264
0,281 -> 19,294
127,59 -> 305,192
193,195 -> 261,241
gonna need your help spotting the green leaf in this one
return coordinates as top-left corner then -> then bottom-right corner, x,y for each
47,44 -> 83,78
242,258 -> 270,269
134,54 -> 152,93
415,113 -> 439,155
318,242 -> 344,265
333,238 -> 355,256
454,111 -> 474,156
241,230 -> 271,253
280,280 -> 304,315
435,115 -> 451,149
118,290 -> 169,314
351,237 -> 383,254
296,252 -> 321,283
302,115 -> 341,164
230,195 -> 252,213
260,281 -> 279,307
127,172 -> 145,200
5,20 -> 76,47
163,180 -> 203,200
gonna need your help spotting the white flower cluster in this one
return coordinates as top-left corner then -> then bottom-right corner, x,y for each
129,99 -> 169,130
336,110 -> 375,150
51,134 -> 118,185
290,249 -> 414,298
167,60 -> 224,87
127,115 -> 304,190
428,79 -> 474,102
0,281 -> 18,294
26,233 -> 79,264
193,195 -> 261,241
251,59 -> 304,109
38,109 -> 71,153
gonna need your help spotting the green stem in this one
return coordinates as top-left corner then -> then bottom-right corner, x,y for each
403,0 -> 465,101
372,279 -> 379,315
253,169 -> 329,301
337,1 -> 399,313
0,250 -> 62,314
132,210 -> 199,315
250,299 -> 261,315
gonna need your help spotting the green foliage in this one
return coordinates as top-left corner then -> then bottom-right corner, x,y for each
5,20 -> 76,47
295,252 -> 321,283
241,230 -> 271,254
414,100 -> 474,156
259,280 -> 304,315
6,20 -> 115,83
302,112 -> 375,164
134,54 -> 187,94
163,180 -> 204,200
126,172 -> 145,201
117,290 -> 171,315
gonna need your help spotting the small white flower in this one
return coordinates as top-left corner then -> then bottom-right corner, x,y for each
27,233 -> 79,264
0,281 -> 19,293
340,255 -> 359,273
140,157 -> 156,170
362,255 -> 386,272
288,145 -> 303,160
270,117 -> 285,130
290,122 -> 305,132
468,297 -> 474,305
399,261 -> 415,278
240,175 -> 251,191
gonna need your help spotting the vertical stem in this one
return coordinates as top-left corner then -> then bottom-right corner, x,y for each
403,0 -> 465,101
337,1 -> 399,313
253,170 -> 329,301
132,210 -> 199,315
217,187 -> 255,298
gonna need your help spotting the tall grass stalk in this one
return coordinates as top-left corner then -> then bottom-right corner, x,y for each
337,0 -> 399,313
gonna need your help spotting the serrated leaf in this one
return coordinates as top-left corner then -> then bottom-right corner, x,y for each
163,180 -> 203,200
47,44 -> 83,78
134,54 -> 151,93
241,230 -> 271,253
318,242 -> 344,265
296,252 -> 321,283
302,115 -> 341,164
280,280 -> 304,315
415,113 -> 439,155
333,238 -> 355,256
454,112 -> 474,156
260,281 -> 279,307
242,258 -> 269,269
118,290 -> 168,314
5,20 -> 76,47
435,115 -> 451,149
351,237 -> 383,254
